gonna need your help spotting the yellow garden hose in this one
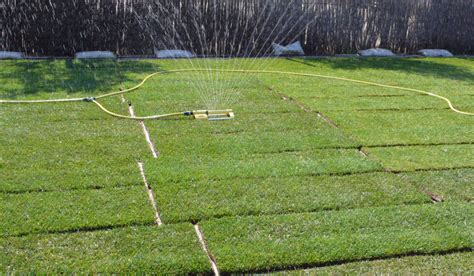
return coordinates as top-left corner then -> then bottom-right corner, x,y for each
0,69 -> 473,118
91,99 -> 184,120
0,97 -> 85,103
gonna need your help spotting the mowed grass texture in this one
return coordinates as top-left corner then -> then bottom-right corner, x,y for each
0,224 -> 210,273
1,186 -> 155,237
1,57 -> 473,273
200,203 -> 472,273
0,97 -> 149,193
271,251 -> 474,274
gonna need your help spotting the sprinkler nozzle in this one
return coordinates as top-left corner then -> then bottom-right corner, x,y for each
184,109 -> 235,121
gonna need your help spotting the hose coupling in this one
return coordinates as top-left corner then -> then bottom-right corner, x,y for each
83,97 -> 97,102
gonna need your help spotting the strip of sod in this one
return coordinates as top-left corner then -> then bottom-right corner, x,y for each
366,144 -> 474,171
0,100 -> 150,193
146,148 -> 382,184
263,58 -> 474,98
153,172 -> 428,223
0,186 -> 155,237
270,251 -> 474,274
298,94 -> 474,112
398,168 -> 473,202
200,202 -> 473,273
323,109 -> 474,146
264,77 -> 414,98
0,224 -> 210,274
150,127 -> 357,158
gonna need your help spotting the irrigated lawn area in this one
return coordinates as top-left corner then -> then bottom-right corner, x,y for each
0,57 -> 472,273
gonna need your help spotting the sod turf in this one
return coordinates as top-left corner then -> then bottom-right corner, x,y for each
0,100 -> 150,193
398,168 -> 474,202
155,129 -> 356,157
147,148 -> 382,184
124,73 -> 356,149
270,251 -> 474,274
201,203 -> 473,273
366,144 -> 474,171
153,172 -> 428,223
322,110 -> 474,146
299,94 -> 474,112
0,224 -> 210,274
264,58 -> 474,98
0,186 -> 155,236
133,74 -> 359,155
1,57 -> 473,273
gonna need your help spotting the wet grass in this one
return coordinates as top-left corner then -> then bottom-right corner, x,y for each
0,57 -> 473,273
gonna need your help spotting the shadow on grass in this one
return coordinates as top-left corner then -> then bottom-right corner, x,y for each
0,59 -> 162,98
286,57 -> 474,84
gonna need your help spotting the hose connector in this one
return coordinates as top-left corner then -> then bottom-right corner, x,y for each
83,97 -> 96,102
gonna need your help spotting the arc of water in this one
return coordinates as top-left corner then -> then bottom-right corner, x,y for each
218,0 -> 281,106
220,0 -> 307,106
134,3 -> 212,108
134,0 -> 322,110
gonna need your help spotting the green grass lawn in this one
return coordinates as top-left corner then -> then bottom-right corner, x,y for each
0,57 -> 473,273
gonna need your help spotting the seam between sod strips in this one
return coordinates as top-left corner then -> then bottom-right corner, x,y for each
194,223 -> 220,275
276,90 -> 339,128
122,96 -> 163,227
358,146 -> 444,203
354,129 -> 446,203
122,96 -> 220,274
137,161 -> 163,226
122,95 -> 159,158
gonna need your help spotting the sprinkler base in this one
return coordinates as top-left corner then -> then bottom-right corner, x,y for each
189,109 -> 235,121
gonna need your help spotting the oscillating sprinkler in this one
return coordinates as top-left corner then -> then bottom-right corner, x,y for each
81,97 -> 235,121
184,109 -> 235,121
